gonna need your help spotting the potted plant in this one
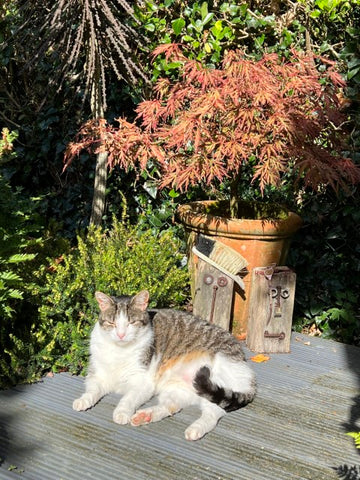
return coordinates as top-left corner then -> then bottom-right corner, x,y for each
65,44 -> 360,335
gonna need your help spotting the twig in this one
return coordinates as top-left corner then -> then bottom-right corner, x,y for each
0,112 -> 21,129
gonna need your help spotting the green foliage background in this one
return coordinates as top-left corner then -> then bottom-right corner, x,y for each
1,214 -> 189,388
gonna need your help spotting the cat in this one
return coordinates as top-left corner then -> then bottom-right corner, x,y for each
73,290 -> 256,441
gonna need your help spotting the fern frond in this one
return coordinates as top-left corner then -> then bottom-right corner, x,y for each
0,271 -> 22,282
8,253 -> 36,263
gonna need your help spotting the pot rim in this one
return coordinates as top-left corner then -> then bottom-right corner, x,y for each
177,200 -> 302,239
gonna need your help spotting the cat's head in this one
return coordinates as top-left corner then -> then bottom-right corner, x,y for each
94,290 -> 150,343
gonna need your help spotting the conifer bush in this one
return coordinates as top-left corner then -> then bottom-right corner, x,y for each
30,217 -> 189,378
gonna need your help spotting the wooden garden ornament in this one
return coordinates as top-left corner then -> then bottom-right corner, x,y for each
193,260 -> 235,331
247,266 -> 296,353
192,235 -> 248,331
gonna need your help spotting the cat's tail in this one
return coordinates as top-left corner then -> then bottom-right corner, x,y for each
193,366 -> 256,412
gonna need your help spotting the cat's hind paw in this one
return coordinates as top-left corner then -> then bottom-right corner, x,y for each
73,396 -> 93,412
131,409 -> 153,426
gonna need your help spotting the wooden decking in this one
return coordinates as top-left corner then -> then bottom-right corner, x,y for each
0,333 -> 359,480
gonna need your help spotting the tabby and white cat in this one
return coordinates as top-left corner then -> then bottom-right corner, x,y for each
73,290 -> 256,441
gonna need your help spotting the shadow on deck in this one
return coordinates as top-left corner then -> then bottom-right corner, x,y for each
0,333 -> 359,480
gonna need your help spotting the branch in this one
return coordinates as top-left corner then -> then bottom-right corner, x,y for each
0,112 -> 21,129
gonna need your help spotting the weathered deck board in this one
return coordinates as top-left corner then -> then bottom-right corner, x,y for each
0,333 -> 359,480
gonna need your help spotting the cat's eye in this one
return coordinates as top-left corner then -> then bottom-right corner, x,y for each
129,320 -> 141,326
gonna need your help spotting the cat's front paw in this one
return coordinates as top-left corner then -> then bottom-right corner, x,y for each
131,409 -> 153,426
73,395 -> 93,412
113,409 -> 131,425
185,424 -> 207,441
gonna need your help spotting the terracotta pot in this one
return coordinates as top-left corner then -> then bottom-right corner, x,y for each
177,200 -> 302,336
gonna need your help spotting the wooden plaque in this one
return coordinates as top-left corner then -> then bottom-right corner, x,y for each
246,266 -> 296,353
193,258 -> 234,331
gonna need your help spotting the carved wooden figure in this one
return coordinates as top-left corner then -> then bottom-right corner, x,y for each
193,259 -> 234,331
247,266 -> 296,353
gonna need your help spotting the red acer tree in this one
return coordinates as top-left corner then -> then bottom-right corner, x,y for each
65,44 -> 360,217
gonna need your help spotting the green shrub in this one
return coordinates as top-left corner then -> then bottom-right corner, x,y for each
0,127 -> 18,163
136,0 -> 306,76
0,190 -> 40,385
30,217 -> 189,378
0,173 -> 38,320
0,129 -> 44,384
290,190 -> 360,345
0,170 -> 72,387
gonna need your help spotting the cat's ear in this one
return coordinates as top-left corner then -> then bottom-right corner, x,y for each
130,290 -> 149,312
95,292 -> 115,311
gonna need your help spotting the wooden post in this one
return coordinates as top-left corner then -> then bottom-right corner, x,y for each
193,258 -> 234,331
246,266 -> 296,353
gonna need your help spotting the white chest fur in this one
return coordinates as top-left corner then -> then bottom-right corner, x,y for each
88,322 -> 154,394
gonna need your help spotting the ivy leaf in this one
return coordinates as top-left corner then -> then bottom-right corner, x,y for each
211,20 -> 223,38
168,189 -> 179,198
347,57 -> 360,69
142,181 -> 158,199
309,9 -> 321,18
144,23 -> 156,32
200,2 -> 208,20
171,18 -> 185,36
202,12 -> 214,26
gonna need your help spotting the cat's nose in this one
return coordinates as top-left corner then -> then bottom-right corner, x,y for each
117,332 -> 126,340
